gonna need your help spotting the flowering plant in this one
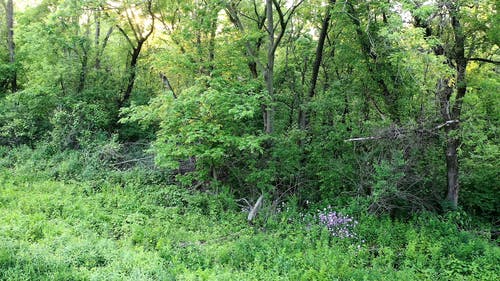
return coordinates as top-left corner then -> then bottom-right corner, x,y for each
317,207 -> 358,238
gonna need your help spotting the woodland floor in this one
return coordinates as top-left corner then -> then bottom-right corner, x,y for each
0,170 -> 498,281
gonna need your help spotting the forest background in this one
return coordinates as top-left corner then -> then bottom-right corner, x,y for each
0,0 -> 498,280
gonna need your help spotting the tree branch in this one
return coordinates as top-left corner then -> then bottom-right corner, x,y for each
116,25 -> 135,49
468,58 -> 500,65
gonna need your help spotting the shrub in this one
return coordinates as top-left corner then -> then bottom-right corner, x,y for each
0,88 -> 56,145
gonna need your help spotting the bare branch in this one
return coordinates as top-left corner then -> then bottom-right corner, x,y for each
345,120 -> 460,142
247,194 -> 264,223
345,136 -> 382,142
116,24 -> 135,49
125,8 -> 140,42
111,156 -> 154,166
434,120 -> 459,130
468,58 -> 500,65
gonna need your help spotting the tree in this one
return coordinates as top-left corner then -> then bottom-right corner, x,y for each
113,0 -> 155,108
2,0 -> 16,92
409,0 -> 498,209
226,0 -> 303,133
298,0 -> 336,129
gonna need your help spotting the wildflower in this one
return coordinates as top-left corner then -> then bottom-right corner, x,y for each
316,207 -> 357,239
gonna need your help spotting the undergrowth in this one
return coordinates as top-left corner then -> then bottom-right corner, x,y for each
0,146 -> 498,280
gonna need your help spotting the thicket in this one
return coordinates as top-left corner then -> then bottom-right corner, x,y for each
0,0 -> 498,263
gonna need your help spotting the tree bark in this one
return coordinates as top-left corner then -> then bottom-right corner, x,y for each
207,17 -> 217,74
431,1 -> 467,210
443,2 -> 467,210
409,1 -> 467,210
6,0 -> 16,91
445,136 -> 459,208
77,48 -> 88,93
115,0 -> 154,109
95,26 -> 113,70
225,2 -> 264,79
226,0 -> 302,133
120,40 -> 144,108
264,0 -> 275,134
94,8 -> 101,69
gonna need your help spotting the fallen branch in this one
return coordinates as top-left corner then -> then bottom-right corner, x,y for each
345,136 -> 382,142
345,120 -> 460,142
247,194 -> 264,223
434,119 -> 459,130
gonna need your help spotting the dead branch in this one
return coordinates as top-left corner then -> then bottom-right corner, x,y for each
345,136 -> 382,142
247,194 -> 264,223
345,120 -> 460,142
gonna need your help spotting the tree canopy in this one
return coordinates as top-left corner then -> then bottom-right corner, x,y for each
0,0 -> 498,216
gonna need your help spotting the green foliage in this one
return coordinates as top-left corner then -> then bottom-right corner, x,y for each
0,0 -> 496,218
49,102 -> 111,150
0,170 -> 498,280
125,77 -> 264,183
0,89 -> 56,145
459,64 -> 500,218
0,1 -> 498,278
0,63 -> 17,93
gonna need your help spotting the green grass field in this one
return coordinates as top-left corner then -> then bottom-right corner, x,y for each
0,170 -> 498,280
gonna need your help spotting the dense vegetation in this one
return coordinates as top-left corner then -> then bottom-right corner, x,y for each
0,0 -> 498,279
0,149 -> 499,280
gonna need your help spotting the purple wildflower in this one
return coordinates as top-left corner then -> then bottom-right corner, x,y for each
316,207 -> 358,238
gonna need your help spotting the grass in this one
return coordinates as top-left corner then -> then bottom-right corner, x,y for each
0,169 -> 499,280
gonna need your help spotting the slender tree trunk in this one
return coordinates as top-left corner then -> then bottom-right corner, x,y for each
437,76 -> 462,210
264,0 -> 274,134
433,2 -> 467,210
115,0 -> 154,109
77,49 -> 88,93
6,0 -> 16,91
346,2 -> 399,122
445,136 -> 459,208
224,3 -> 263,79
443,3 -> 467,210
207,17 -> 217,74
160,72 -> 177,98
298,0 -> 334,129
409,1 -> 466,210
94,9 -> 101,69
95,26 -> 113,70
120,41 -> 143,108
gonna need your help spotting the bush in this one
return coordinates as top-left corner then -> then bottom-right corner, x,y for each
0,88 -> 56,145
49,102 -> 111,150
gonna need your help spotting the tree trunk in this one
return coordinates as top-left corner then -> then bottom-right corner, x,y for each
120,40 -> 143,108
264,0 -> 274,134
445,136 -> 459,208
346,1 -> 399,122
95,26 -> 113,70
207,16 -> 217,74
409,1 -> 467,210
6,0 -> 16,91
115,0 -> 154,109
298,0 -> 334,129
77,49 -> 88,93
224,2 -> 263,79
94,8 -> 101,69
432,2 -> 467,210
443,3 -> 467,210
